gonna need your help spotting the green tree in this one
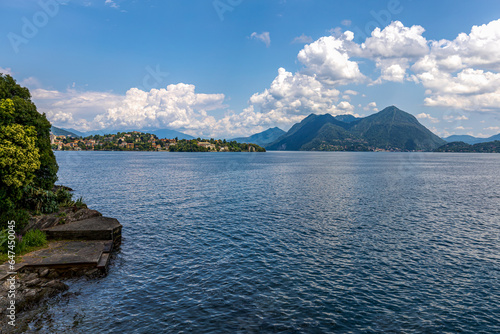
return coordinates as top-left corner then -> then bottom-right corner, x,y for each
0,74 -> 58,189
0,123 -> 41,200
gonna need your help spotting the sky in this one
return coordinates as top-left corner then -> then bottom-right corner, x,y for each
1,0 -> 500,138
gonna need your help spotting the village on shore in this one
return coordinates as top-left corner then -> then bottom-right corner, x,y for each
50,131 -> 265,152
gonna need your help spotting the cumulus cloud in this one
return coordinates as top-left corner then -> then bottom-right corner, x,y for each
37,84 -> 233,137
250,32 -> 271,48
297,33 -> 366,86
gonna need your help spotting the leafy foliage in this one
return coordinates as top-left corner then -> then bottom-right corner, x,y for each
0,122 -> 41,189
0,74 -> 59,231
0,74 -> 58,190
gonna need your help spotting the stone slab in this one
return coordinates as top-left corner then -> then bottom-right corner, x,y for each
43,216 -> 122,242
20,240 -> 108,267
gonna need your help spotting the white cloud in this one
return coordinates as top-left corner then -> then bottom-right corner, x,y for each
360,21 -> 429,83
416,113 -> 440,123
291,34 -> 313,44
485,126 -> 500,131
361,22 -> 429,59
105,0 -> 119,9
37,84 -> 233,137
297,34 -> 366,86
250,32 -> 271,48
363,102 -> 377,111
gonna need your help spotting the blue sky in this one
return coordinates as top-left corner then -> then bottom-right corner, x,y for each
1,0 -> 500,138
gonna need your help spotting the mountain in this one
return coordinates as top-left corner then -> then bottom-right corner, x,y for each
348,106 -> 446,151
435,140 -> 500,153
334,114 -> 360,123
232,127 -> 286,146
266,113 -> 358,151
266,106 -> 446,151
50,126 -> 80,138
444,134 -> 500,144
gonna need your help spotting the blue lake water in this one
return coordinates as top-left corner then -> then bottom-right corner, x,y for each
30,151 -> 500,333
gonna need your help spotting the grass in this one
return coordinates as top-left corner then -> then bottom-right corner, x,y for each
0,229 -> 49,264
0,243 -> 50,264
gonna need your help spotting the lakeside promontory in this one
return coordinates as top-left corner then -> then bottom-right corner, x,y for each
0,74 -> 122,332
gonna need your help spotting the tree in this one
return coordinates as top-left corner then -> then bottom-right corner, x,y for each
0,74 -> 58,189
0,123 -> 41,191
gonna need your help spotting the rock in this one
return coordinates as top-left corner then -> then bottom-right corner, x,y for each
25,278 -> 42,287
39,268 -> 50,277
22,207 -> 102,233
47,270 -> 59,279
24,289 -> 38,298
44,280 -> 68,291
23,273 -> 39,281
85,268 -> 99,277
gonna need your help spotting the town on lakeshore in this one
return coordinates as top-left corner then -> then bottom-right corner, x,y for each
50,131 -> 266,152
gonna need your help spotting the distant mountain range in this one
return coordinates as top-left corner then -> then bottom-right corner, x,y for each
51,126 -> 194,140
443,134 -> 500,145
266,106 -> 446,151
232,127 -> 286,147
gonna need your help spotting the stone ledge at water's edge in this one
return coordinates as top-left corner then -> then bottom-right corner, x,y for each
0,207 -> 122,333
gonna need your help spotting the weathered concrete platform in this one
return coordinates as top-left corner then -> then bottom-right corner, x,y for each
0,240 -> 112,281
43,216 -> 122,244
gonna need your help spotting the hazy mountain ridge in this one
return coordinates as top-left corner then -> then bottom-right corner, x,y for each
444,134 -> 500,145
232,127 -> 286,146
51,127 -> 194,140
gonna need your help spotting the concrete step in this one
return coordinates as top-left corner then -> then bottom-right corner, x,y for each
43,216 -> 122,243
97,253 -> 110,269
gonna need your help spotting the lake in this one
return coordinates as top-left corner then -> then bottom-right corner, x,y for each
29,151 -> 500,333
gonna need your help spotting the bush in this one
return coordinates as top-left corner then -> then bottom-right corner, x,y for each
22,229 -> 47,248
22,185 -> 59,214
55,187 -> 72,203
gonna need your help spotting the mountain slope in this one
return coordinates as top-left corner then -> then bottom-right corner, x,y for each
349,106 -> 446,151
266,106 -> 446,151
232,127 -> 286,146
266,114 -> 353,151
50,126 -> 80,137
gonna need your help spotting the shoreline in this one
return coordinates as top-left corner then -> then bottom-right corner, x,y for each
0,206 -> 122,333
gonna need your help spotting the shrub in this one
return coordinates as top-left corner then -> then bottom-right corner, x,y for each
22,185 -> 59,214
22,229 -> 47,248
75,197 -> 87,209
55,187 -> 72,204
